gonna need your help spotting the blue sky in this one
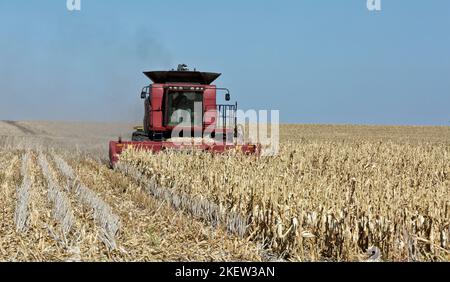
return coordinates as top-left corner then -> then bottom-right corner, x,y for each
0,0 -> 449,125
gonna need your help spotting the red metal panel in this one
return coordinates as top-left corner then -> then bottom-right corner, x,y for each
151,84 -> 164,130
144,95 -> 151,131
203,86 -> 217,128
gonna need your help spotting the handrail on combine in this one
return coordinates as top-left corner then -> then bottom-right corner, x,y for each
216,102 -> 238,139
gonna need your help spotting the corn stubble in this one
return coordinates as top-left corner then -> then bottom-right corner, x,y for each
0,125 -> 449,262
120,139 -> 450,261
0,149 -> 263,261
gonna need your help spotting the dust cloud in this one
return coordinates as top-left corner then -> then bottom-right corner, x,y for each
0,15 -> 172,123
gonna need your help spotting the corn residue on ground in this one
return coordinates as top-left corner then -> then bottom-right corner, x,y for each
0,123 -> 449,261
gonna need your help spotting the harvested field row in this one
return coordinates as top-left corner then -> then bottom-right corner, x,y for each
0,149 -> 263,261
69,157 -> 263,261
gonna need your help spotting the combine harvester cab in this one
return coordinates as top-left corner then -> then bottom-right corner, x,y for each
109,64 -> 260,168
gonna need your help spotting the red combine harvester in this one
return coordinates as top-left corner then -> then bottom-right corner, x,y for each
109,64 -> 260,167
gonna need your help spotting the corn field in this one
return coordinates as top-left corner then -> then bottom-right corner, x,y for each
0,124 -> 449,261
118,131 -> 450,262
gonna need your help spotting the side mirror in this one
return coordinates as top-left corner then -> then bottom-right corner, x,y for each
141,91 -> 146,99
225,93 -> 230,101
